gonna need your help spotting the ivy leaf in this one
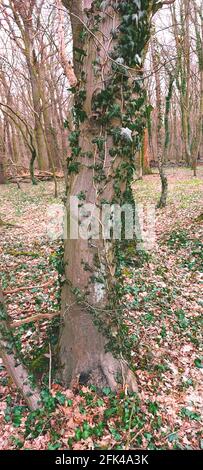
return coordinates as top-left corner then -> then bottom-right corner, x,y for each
168,433 -> 178,443
121,127 -> 133,142
48,442 -> 61,450
194,357 -> 203,368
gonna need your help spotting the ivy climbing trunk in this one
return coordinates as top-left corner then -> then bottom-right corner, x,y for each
60,0 -> 164,390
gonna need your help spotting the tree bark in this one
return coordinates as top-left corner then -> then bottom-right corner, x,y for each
191,1 -> 203,176
0,120 -> 6,184
142,128 -> 151,174
9,2 -> 49,171
151,39 -> 168,208
0,102 -> 38,185
27,58 -> 49,171
59,0 -> 161,390
172,1 -> 191,165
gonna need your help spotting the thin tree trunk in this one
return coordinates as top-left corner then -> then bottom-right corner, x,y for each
42,93 -> 61,172
0,286 -> 41,410
29,144 -> 38,185
0,121 -> 6,184
191,1 -> 203,176
28,65 -> 49,171
0,159 -> 6,184
172,1 -> 191,165
22,17 -> 49,171
151,40 -> 168,208
54,83 -> 70,172
142,128 -> 151,174
1,103 -> 38,185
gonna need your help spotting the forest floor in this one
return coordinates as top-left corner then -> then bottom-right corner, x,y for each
0,167 -> 202,450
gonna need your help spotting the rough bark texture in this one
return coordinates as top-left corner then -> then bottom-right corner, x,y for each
59,0 -> 160,390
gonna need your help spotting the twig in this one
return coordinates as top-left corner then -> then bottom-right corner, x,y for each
48,343 -> 52,391
11,311 -> 59,328
4,281 -> 53,295
125,402 -> 136,449
125,426 -> 145,450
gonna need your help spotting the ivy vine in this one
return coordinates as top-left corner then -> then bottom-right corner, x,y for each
65,0 -> 163,364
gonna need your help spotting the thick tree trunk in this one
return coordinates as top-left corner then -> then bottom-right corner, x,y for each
60,0 -> 162,390
60,121 -> 137,390
60,290 -> 127,390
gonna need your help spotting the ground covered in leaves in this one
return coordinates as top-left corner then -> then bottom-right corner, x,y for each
0,168 -> 202,450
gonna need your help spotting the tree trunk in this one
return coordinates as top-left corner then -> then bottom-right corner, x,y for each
22,19 -> 49,171
28,65 -> 49,171
142,128 -> 151,174
172,0 -> 191,165
191,2 -> 203,176
59,0 -> 161,390
0,163 -> 5,184
42,93 -> 61,172
151,39 -> 168,208
0,122 -> 6,184
49,69 -> 68,164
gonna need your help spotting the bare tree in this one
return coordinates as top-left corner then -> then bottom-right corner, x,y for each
0,0 -> 70,175
151,38 -> 169,208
